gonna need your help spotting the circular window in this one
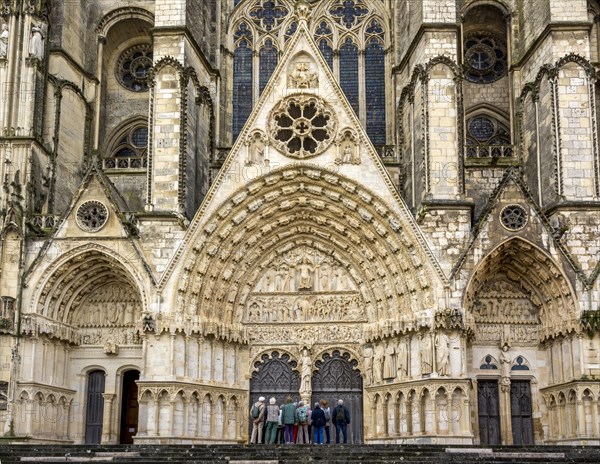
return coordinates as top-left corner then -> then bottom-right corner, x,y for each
116,44 -> 153,92
464,34 -> 507,84
76,201 -> 109,232
268,95 -> 336,159
500,205 -> 527,231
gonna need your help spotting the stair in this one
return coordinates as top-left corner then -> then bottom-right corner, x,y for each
0,444 -> 599,464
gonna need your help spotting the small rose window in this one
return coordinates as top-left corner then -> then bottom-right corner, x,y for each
269,95 -> 336,159
76,201 -> 109,232
500,205 -> 527,231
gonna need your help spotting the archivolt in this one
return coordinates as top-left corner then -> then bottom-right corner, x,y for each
463,237 -> 578,341
30,245 -> 145,325
174,166 -> 437,341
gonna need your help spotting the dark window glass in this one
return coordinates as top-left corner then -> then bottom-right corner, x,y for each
339,38 -> 359,115
365,39 -> 386,145
233,39 -> 253,140
259,39 -> 278,94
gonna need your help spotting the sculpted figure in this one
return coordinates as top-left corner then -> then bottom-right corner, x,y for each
296,257 -> 314,290
420,334 -> 433,375
300,349 -> 312,394
435,333 -> 450,376
290,61 -> 317,88
0,24 -> 8,59
383,341 -> 396,379
29,24 -> 44,60
500,343 -> 511,379
363,347 -> 374,385
373,344 -> 384,384
396,337 -> 408,380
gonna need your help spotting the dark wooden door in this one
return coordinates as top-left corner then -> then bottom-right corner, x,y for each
120,370 -> 140,444
510,380 -> 534,445
311,350 -> 363,444
250,351 -> 300,442
477,380 -> 501,445
85,370 -> 105,444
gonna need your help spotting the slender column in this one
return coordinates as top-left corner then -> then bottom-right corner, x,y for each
154,398 -> 160,436
169,400 -> 175,436
170,334 -> 176,376
577,397 -> 586,438
591,397 -> 599,436
499,379 -> 513,444
183,398 -> 190,437
93,36 -> 106,150
101,393 -> 115,444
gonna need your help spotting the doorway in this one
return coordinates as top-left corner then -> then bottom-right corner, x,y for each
477,379 -> 501,445
311,350 -> 363,444
119,370 -> 140,444
510,380 -> 534,445
249,351 -> 300,442
85,370 -> 105,444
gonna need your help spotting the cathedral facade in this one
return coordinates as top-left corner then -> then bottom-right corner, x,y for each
1,0 -> 600,446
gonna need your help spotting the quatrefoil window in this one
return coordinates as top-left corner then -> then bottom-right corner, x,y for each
76,201 -> 109,232
269,95 -> 337,159
500,205 -> 527,231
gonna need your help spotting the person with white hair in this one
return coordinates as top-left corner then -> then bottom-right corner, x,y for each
332,399 -> 351,444
265,397 -> 280,444
250,396 -> 266,444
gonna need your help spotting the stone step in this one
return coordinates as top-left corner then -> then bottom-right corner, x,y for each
0,444 -> 599,464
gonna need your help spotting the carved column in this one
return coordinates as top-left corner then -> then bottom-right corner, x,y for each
499,380 -> 513,444
101,393 -> 115,444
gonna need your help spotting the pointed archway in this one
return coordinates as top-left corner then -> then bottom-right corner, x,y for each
311,350 -> 363,443
464,237 -> 578,445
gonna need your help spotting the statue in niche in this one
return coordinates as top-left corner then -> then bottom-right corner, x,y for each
373,344 -> 384,384
336,135 -> 361,165
364,347 -> 374,385
420,334 -> 433,375
296,256 -> 315,290
246,132 -> 267,165
383,341 -> 396,380
435,332 -> 450,377
396,337 -> 408,380
290,61 -> 318,88
300,349 -> 312,394
29,23 -> 44,60
248,302 -> 260,322
295,298 -> 311,321
262,269 -> 275,292
0,24 -> 8,59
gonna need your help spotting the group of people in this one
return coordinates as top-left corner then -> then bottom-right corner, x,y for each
250,397 -> 351,445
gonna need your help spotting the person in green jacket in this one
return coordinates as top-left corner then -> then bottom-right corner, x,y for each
281,396 -> 297,444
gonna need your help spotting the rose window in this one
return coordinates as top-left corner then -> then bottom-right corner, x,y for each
500,205 -> 527,231
269,95 -> 336,159
76,201 -> 109,232
464,34 -> 507,84
116,44 -> 153,92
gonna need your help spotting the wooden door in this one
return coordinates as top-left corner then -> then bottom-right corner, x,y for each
85,370 -> 105,444
311,350 -> 363,444
477,380 -> 501,445
510,380 -> 534,445
120,370 -> 140,444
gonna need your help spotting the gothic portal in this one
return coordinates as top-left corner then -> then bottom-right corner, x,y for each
1,0 -> 600,447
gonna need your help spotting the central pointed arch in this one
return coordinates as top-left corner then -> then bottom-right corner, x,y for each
174,166 -> 438,342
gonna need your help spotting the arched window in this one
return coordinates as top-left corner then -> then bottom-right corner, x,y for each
466,113 -> 511,158
104,121 -> 149,169
229,0 -> 389,146
233,22 -> 254,139
339,37 -> 360,115
259,38 -> 278,94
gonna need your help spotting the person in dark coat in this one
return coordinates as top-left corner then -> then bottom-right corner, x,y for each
310,402 -> 326,444
331,399 -> 351,444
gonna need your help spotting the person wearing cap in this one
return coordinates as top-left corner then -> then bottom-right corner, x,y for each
310,402 -> 326,444
250,396 -> 266,444
265,397 -> 280,444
